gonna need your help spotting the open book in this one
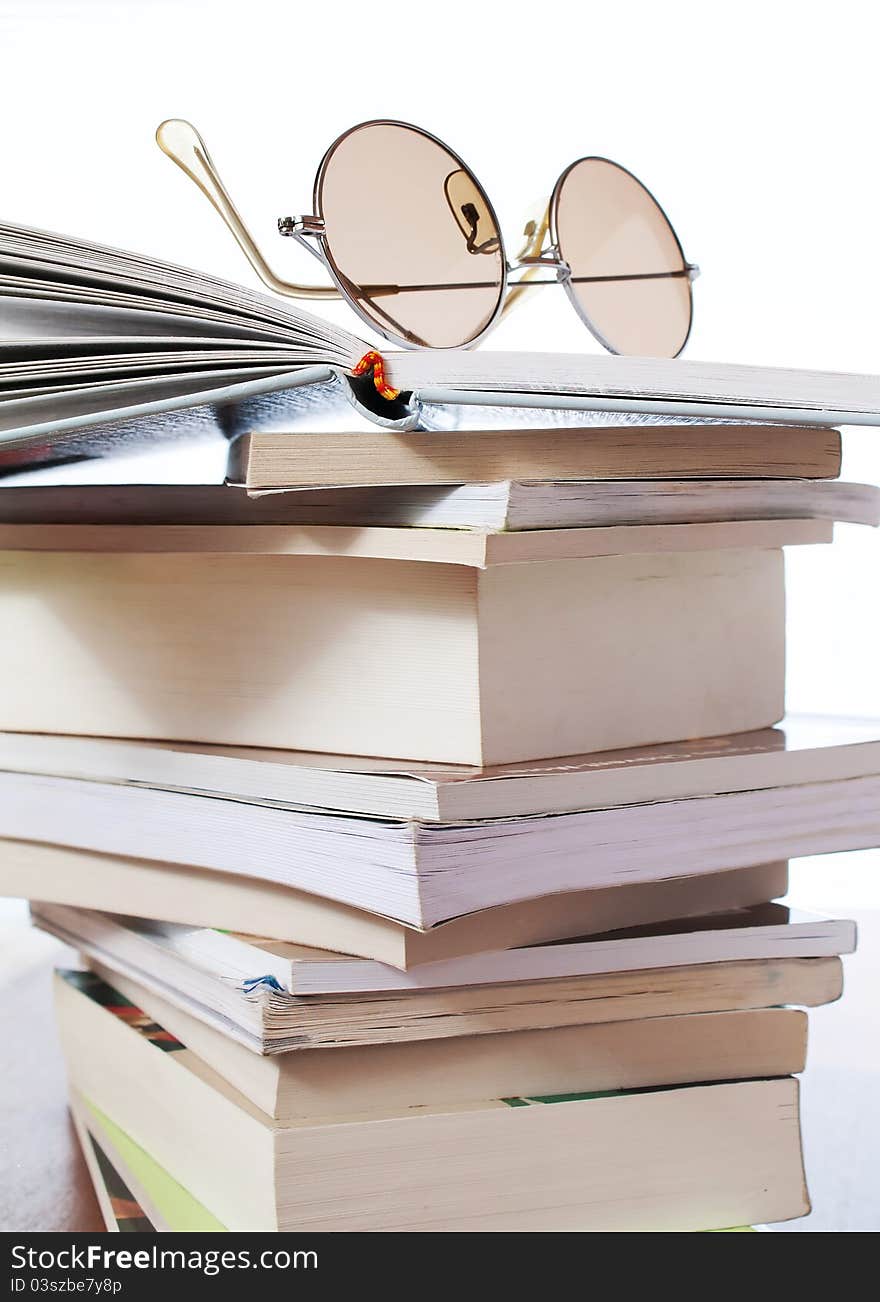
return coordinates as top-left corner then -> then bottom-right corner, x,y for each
4,220 -> 880,472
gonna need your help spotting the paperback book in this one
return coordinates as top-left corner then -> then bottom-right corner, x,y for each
40,916 -> 844,1052
56,969 -> 810,1232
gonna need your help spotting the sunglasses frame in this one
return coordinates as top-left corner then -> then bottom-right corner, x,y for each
301,119 -> 510,349
157,117 -> 699,356
547,155 -> 697,358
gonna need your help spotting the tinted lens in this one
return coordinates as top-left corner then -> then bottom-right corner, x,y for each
317,122 -> 504,348
554,158 -> 692,357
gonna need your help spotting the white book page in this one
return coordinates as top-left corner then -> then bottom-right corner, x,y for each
390,349 -> 880,424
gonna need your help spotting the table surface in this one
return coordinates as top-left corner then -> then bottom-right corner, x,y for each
1,908 -> 878,1234
0,927 -> 103,1233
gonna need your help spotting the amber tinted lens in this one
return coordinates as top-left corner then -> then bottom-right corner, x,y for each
554,158 -> 691,357
317,123 -> 504,348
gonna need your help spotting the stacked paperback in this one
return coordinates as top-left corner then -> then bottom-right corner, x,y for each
1,221 -> 879,1232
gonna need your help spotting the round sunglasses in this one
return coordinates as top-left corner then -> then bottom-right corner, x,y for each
157,118 -> 698,358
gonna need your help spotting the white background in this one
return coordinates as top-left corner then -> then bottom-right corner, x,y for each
0,1 -> 879,1231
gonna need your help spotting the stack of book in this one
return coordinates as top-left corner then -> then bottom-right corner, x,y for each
1,222 -> 879,1232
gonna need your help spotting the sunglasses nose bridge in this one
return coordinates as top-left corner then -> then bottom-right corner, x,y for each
509,249 -> 570,278
506,195 -> 572,285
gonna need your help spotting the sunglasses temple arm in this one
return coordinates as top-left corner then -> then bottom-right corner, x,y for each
155,119 -> 340,301
499,201 -> 552,319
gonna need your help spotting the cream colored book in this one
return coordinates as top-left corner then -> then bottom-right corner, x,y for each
38,909 -> 843,1052
3,718 -> 874,817
0,545 -> 784,764
1,713 -> 876,822
69,1094 -> 759,1234
101,964 -> 809,1121
55,969 -> 810,1232
8,757 -> 880,926
241,477 -> 880,529
6,842 -> 787,965
66,1093 -> 757,1235
58,902 -> 855,997
227,424 -> 843,489
0,516 -> 834,563
2,479 -> 876,533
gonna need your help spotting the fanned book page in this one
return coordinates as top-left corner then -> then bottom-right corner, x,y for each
4,220 -> 880,475
0,219 -> 372,469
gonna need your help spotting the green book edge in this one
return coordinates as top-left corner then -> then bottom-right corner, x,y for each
82,1096 -> 227,1233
